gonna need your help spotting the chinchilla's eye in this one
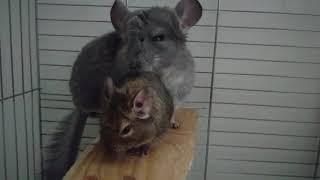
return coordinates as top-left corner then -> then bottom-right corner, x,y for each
152,34 -> 165,42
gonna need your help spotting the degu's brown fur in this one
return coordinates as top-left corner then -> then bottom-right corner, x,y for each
99,72 -> 174,155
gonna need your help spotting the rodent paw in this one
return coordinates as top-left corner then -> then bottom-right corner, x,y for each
127,144 -> 150,156
170,121 -> 180,129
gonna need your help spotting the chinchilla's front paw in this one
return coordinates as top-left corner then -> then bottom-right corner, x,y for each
170,117 -> 180,129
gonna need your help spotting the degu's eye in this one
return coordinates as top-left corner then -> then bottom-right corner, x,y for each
152,34 -> 165,42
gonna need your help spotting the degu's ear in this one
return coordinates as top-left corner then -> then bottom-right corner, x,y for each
175,0 -> 203,31
111,0 -> 129,31
132,87 -> 154,119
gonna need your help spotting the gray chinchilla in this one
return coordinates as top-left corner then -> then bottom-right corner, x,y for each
44,0 -> 202,179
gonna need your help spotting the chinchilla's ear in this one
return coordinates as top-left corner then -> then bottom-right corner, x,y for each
175,0 -> 203,31
102,77 -> 114,101
111,0 -> 129,31
98,77 -> 114,112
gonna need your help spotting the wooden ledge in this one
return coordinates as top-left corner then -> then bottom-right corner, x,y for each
63,108 -> 198,180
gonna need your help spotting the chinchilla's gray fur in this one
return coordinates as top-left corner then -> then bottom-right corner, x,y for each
43,110 -> 87,180
44,0 -> 202,179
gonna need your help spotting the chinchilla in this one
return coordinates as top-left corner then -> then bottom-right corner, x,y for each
44,0 -> 202,179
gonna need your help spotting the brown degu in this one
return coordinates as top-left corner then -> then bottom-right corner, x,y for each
99,72 -> 174,155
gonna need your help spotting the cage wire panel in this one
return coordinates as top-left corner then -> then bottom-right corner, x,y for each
0,0 -> 318,179
0,0 -> 41,179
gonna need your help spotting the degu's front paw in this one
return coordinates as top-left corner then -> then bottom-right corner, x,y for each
127,144 -> 150,156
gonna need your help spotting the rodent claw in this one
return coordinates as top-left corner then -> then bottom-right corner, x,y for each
170,122 -> 180,129
127,144 -> 150,156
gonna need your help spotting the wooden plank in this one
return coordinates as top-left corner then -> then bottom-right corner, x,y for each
218,27 -> 320,48
211,117 -> 320,137
212,103 -> 320,123
214,74 -> 320,93
63,109 -> 198,180
212,88 -> 320,108
216,43 -> 320,63
209,146 -> 316,164
210,132 -> 318,151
